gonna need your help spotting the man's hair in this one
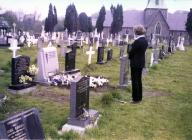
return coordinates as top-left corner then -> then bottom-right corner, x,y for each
133,25 -> 146,35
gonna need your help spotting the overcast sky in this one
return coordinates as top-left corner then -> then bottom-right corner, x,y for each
0,0 -> 191,19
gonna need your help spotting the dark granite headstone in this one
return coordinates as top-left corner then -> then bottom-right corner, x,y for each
65,51 -> 76,71
89,37 -> 94,46
0,108 -> 45,140
62,76 -> 99,132
119,40 -> 124,46
107,49 -> 113,61
97,47 -> 105,64
67,42 -> 77,54
11,56 -> 30,85
68,76 -> 90,127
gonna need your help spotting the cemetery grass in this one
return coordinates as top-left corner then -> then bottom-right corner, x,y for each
0,46 -> 192,140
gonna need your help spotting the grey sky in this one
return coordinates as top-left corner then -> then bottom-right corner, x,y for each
0,0 -> 191,19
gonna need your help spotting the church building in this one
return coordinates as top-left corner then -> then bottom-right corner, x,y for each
103,0 -> 190,45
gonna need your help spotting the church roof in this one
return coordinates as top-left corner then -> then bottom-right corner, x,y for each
103,10 -> 144,28
167,11 -> 188,31
102,10 -> 188,31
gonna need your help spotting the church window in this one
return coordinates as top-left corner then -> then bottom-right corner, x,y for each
155,22 -> 161,35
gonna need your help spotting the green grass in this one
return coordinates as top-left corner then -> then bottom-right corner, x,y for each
0,45 -> 192,140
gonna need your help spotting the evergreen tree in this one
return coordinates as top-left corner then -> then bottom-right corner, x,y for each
44,3 -> 57,33
64,4 -> 78,34
186,9 -> 192,44
78,12 -> 88,32
47,3 -> 54,32
87,17 -> 93,33
53,6 -> 58,26
110,4 -> 123,35
44,18 -> 49,32
96,6 -> 106,33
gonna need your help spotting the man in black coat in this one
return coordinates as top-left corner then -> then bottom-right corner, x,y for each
128,25 -> 148,103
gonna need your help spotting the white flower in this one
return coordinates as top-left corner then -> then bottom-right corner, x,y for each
19,75 -> 33,84
28,64 -> 38,75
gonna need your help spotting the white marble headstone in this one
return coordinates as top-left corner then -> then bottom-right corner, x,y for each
36,46 -> 59,83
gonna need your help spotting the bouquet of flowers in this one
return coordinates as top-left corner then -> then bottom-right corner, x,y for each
28,64 -> 38,76
88,76 -> 109,88
19,75 -> 32,84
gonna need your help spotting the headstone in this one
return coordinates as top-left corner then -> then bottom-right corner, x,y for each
97,47 -> 105,64
68,43 -> 77,55
96,40 -> 99,49
19,35 -> 25,46
178,37 -> 185,51
85,37 -> 89,45
153,49 -> 159,64
37,38 -> 44,49
151,34 -> 156,48
86,47 -> 95,65
60,40 -> 67,57
65,51 -> 76,71
150,48 -> 160,67
37,46 -> 59,83
11,56 -> 30,86
119,46 -> 125,57
119,55 -> 129,88
0,108 -> 45,140
61,76 -> 99,134
107,49 -> 113,61
8,55 -> 36,92
143,52 -> 149,74
150,51 -> 154,67
106,38 -> 109,47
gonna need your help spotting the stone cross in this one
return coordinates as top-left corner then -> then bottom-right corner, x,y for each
86,47 -> 95,65
9,39 -> 20,58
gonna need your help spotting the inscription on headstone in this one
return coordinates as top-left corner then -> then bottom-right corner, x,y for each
0,108 -> 45,140
11,56 -> 30,85
68,76 -> 90,126
75,77 -> 89,117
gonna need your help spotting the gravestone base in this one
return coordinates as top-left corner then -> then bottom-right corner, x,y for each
96,61 -> 106,65
8,83 -> 36,94
119,84 -> 128,88
64,69 -> 80,75
142,68 -> 149,75
61,109 -> 100,134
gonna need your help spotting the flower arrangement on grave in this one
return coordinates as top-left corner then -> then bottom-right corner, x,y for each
48,73 -> 77,86
19,75 -> 33,84
28,64 -> 39,76
48,74 -> 109,88
19,64 -> 38,84
89,76 -> 109,88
